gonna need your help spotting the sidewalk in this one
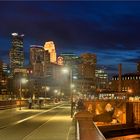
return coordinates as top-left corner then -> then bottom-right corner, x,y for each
68,119 -> 76,140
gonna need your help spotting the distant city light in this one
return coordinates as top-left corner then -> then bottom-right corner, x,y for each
11,33 -> 18,36
73,76 -> 77,79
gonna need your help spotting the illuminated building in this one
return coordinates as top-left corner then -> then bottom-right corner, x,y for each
44,41 -> 56,63
3,63 -> 8,73
111,63 -> 140,97
0,60 -> 8,95
0,60 -> 2,77
57,56 -> 64,65
59,53 -> 80,78
0,61 -> 2,88
74,78 -> 95,95
95,68 -> 108,90
59,53 -> 80,66
75,53 -> 96,95
30,45 -> 45,77
9,33 -> 24,73
80,53 -> 96,65
111,73 -> 140,95
78,53 -> 96,79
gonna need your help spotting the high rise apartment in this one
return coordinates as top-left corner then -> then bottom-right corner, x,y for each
9,33 -> 24,73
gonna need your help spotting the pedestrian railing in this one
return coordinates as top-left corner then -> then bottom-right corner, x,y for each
75,111 -> 106,140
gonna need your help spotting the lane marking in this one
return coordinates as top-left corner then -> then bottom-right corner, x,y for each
22,112 -> 56,140
0,104 -> 64,130
22,105 -> 70,140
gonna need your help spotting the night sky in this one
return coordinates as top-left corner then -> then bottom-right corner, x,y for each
0,1 -> 140,76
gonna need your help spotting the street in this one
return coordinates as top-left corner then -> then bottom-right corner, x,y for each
0,103 -> 75,140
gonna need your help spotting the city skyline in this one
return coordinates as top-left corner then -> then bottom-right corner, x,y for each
0,1 -> 140,76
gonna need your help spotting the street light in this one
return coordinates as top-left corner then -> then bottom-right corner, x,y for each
62,67 -> 73,118
45,86 -> 50,99
127,89 -> 133,101
19,78 -> 28,110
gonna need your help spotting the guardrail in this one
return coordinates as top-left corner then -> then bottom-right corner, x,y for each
76,121 -> 80,140
0,100 -> 27,110
75,111 -> 106,140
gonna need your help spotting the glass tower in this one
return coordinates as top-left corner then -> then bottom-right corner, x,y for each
9,33 -> 24,72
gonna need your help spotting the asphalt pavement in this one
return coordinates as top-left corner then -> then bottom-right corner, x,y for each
0,103 -> 76,140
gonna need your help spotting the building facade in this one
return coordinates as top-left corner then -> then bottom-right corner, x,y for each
95,68 -> 108,91
44,41 -> 56,63
9,33 -> 24,73
30,45 -> 45,77
0,60 -> 9,97
78,53 -> 96,79
111,73 -> 140,96
59,53 -> 80,79
74,53 -> 97,95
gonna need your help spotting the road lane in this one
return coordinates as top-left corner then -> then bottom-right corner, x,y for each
0,104 -> 75,140
0,104 -> 61,129
23,105 -> 73,140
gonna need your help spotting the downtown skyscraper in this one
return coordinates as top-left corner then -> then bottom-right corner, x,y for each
9,33 -> 24,73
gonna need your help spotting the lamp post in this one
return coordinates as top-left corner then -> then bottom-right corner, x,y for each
45,86 -> 50,99
19,78 -> 28,110
62,67 -> 73,118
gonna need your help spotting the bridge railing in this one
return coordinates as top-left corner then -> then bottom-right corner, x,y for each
75,111 -> 106,140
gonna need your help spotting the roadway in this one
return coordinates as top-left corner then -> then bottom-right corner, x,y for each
0,102 -> 75,140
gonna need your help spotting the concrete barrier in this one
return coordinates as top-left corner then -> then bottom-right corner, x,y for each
75,111 -> 106,140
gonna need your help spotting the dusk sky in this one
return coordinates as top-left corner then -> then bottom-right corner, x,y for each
0,1 -> 140,76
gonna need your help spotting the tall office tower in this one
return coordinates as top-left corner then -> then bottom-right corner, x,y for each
79,53 -> 96,79
9,33 -> 24,72
95,68 -> 108,90
80,53 -> 96,65
2,63 -> 9,74
75,53 -> 97,95
44,49 -> 50,77
30,45 -> 45,77
0,60 -> 8,95
59,53 -> 80,78
59,53 -> 80,66
44,41 -> 56,63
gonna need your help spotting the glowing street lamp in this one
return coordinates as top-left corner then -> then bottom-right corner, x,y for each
45,86 -> 50,98
128,89 -> 133,93
127,89 -> 133,100
54,89 -> 58,94
62,67 -> 73,118
19,78 -> 28,110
